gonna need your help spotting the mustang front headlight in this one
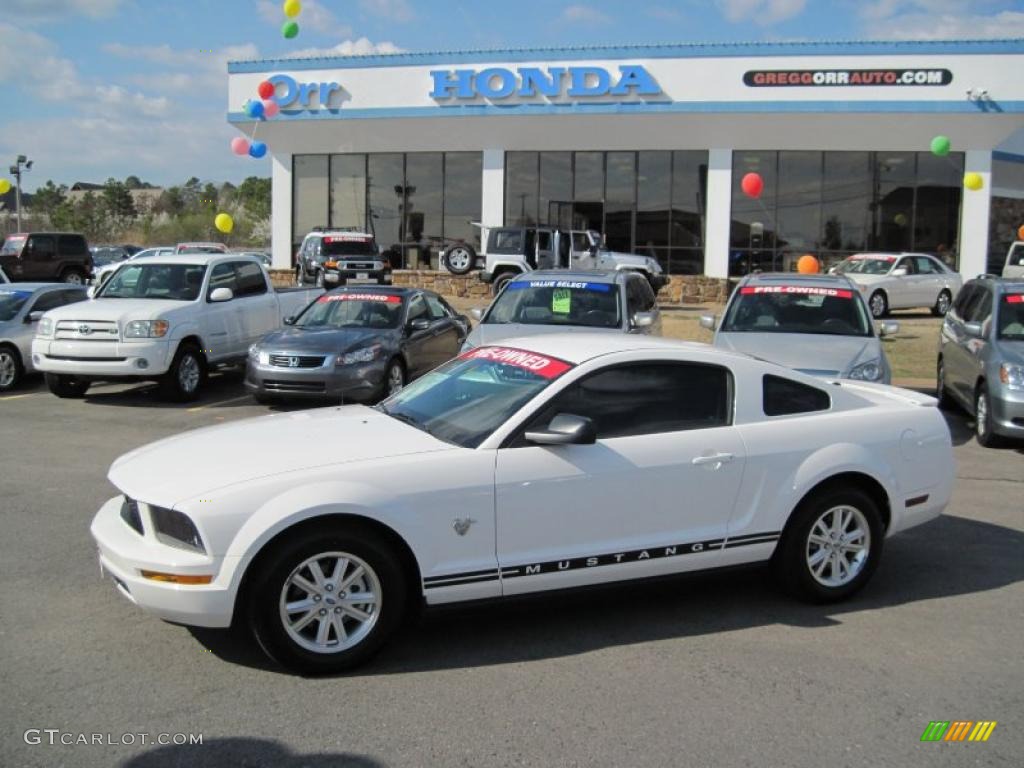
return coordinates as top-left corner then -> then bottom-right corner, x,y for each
124,320 -> 169,338
36,318 -> 54,337
848,358 -> 883,381
338,344 -> 382,366
149,506 -> 205,553
999,363 -> 1024,391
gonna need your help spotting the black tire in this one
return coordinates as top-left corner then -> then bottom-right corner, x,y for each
974,385 -> 1004,448
248,525 -> 408,674
774,485 -> 884,603
315,270 -> 324,288
253,392 -> 274,405
383,357 -> 406,400
60,268 -> 85,285
868,290 -> 888,319
932,289 -> 952,317
295,266 -> 304,286
159,342 -> 206,402
442,244 -> 477,275
0,344 -> 25,392
492,271 -> 516,297
45,372 -> 90,398
935,357 -> 955,410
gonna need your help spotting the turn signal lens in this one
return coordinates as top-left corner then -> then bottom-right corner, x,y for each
140,571 -> 213,585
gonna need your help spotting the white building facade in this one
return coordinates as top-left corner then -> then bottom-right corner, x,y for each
227,40 -> 1024,279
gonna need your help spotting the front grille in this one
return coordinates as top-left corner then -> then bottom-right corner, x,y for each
120,497 -> 144,535
342,262 -> 376,271
268,354 -> 325,369
55,319 -> 119,341
263,379 -> 327,393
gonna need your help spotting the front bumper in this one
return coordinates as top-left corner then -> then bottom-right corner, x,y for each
990,387 -> 1024,439
323,263 -> 392,285
32,338 -> 173,378
244,355 -> 386,400
91,495 -> 237,628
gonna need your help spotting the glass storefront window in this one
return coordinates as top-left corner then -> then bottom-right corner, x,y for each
637,151 -> 671,250
293,155 -> 328,250
444,152 -> 483,251
368,153 -> 404,267
731,151 -> 778,274
914,152 -> 962,265
822,151 -> 871,263
872,151 -> 915,252
539,152 -> 572,229
505,152 -> 539,226
405,153 -> 443,269
776,151 -> 822,269
671,150 -> 706,253
329,154 -> 366,231
605,152 -> 636,253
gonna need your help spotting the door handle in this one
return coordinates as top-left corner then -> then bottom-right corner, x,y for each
692,452 -> 734,467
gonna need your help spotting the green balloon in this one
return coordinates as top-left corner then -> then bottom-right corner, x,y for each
282,20 -> 299,39
930,135 -> 951,156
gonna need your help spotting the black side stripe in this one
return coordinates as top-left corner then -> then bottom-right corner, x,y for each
905,494 -> 929,508
422,532 -> 781,590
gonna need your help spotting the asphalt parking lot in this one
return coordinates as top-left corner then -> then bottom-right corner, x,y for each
1,373 -> 1022,768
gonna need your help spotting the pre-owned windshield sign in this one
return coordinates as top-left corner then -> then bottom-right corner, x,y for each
430,65 -> 661,100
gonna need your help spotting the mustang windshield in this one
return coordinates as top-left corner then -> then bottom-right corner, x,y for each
834,257 -> 895,275
297,293 -> 404,329
721,286 -> 872,337
997,295 -> 1024,340
379,346 -> 574,448
99,264 -> 207,301
0,289 -> 32,321
486,280 -> 621,329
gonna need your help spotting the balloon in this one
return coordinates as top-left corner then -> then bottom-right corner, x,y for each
1017,224 -> 1024,241
893,213 -> 908,226
247,100 -> 264,119
249,141 -> 267,159
283,0 -> 302,18
282,20 -> 299,38
740,172 -> 763,199
214,213 -> 234,234
0,179 -> 10,195
257,80 -> 275,100
964,172 -> 984,191
930,135 -> 951,156
262,99 -> 280,118
796,254 -> 820,274
230,137 -> 250,155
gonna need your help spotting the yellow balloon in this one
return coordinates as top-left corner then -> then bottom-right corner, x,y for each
214,213 -> 234,234
964,172 -> 984,191
283,0 -> 302,18
0,179 -> 10,195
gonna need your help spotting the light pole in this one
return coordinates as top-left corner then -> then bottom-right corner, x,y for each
9,155 -> 33,232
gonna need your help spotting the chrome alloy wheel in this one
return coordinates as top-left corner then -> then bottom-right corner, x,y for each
387,363 -> 404,395
976,391 -> 989,439
446,246 -> 472,271
936,291 -> 951,315
869,292 -> 886,318
279,552 -> 381,654
178,354 -> 201,393
805,505 -> 871,588
0,350 -> 16,388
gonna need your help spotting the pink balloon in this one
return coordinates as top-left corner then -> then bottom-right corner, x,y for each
262,100 -> 280,118
230,137 -> 250,156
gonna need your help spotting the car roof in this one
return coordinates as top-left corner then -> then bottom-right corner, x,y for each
974,276 -> 1024,290
137,254 -> 255,266
479,332 -> 737,366
0,282 -> 80,293
308,230 -> 374,238
512,269 -> 621,283
740,272 -> 856,289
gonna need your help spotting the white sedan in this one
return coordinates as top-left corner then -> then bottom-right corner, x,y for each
833,252 -> 962,318
91,335 -> 954,673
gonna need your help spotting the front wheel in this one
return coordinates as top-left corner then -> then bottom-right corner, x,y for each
45,372 -> 90,398
442,244 -> 476,275
974,386 -> 1004,448
248,527 -> 408,674
384,358 -> 405,399
932,289 -> 952,317
774,486 -> 883,603
0,345 -> 24,392
159,343 -> 206,402
868,290 -> 888,319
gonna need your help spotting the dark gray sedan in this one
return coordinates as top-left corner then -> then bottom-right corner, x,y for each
245,286 -> 468,402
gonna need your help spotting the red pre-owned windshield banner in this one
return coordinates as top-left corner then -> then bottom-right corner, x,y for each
460,346 -> 573,379
740,286 -> 854,299
319,293 -> 402,303
1006,294 -> 1024,304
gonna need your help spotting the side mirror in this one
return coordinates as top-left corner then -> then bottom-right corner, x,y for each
891,267 -> 908,277
699,314 -> 717,330
963,321 -> 984,338
283,315 -> 295,326
878,321 -> 899,337
470,307 -> 484,321
525,413 -> 597,446
408,317 -> 431,333
209,287 -> 234,302
86,286 -> 96,298
632,311 -> 656,328
25,311 -> 44,324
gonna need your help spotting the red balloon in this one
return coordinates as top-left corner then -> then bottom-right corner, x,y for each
257,80 -> 275,100
741,172 -> 764,199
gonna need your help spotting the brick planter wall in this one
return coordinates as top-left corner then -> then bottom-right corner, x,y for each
268,269 -> 732,306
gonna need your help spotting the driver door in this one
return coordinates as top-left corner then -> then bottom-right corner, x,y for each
494,361 -> 745,596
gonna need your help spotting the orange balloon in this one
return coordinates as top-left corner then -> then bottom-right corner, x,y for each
797,254 -> 820,274
1017,224 -> 1024,241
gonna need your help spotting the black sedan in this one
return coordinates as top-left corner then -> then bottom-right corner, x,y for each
245,286 -> 468,403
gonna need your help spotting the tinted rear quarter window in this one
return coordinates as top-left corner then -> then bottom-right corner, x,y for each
763,374 -> 831,416
58,235 -> 88,256
233,261 -> 268,297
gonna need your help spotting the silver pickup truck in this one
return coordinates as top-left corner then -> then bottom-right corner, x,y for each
478,226 -> 668,296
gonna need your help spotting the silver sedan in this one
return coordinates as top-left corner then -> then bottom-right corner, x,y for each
0,284 -> 89,391
833,253 -> 962,318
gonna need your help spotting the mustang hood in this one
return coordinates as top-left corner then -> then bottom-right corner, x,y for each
109,405 -> 452,504
468,322 -> 619,347
256,326 -> 390,354
716,332 -> 878,376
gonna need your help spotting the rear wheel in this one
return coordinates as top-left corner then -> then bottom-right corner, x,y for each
492,271 -> 516,297
45,373 -> 90,398
932,289 -> 952,317
248,526 -> 407,674
60,268 -> 85,285
936,357 -> 955,410
0,345 -> 24,391
974,385 -> 1004,448
775,486 -> 883,603
868,290 -> 888,319
159,343 -> 206,402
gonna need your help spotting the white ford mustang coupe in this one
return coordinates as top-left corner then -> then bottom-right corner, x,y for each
92,335 -> 954,673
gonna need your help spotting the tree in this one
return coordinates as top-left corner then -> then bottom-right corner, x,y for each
103,178 -> 137,221
124,175 -> 144,190
156,186 -> 185,216
200,182 -> 219,213
235,176 -> 271,221
30,180 -> 68,220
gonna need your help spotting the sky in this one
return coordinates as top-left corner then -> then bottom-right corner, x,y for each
2,0 -> 1023,192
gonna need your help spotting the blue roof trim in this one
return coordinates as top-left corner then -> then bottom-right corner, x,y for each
993,150 -> 1024,164
228,99 -> 1024,123
227,39 -> 1024,73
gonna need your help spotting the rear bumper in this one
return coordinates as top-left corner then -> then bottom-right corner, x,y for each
91,495 -> 236,628
32,338 -> 173,377
244,357 -> 386,401
990,388 -> 1024,439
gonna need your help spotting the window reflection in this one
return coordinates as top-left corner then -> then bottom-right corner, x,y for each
444,153 -> 483,252
330,154 -> 366,230
405,153 -> 443,269
293,155 -> 328,255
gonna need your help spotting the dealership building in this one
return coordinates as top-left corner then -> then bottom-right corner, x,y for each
227,39 -> 1024,281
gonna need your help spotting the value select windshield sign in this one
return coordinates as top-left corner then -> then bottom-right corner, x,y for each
744,68 -> 953,87
430,65 -> 661,100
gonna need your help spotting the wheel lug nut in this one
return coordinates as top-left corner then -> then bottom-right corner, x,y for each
339,592 -> 346,598
335,607 -> 342,614
313,595 -> 321,602
325,584 -> 333,591
319,609 -> 326,616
